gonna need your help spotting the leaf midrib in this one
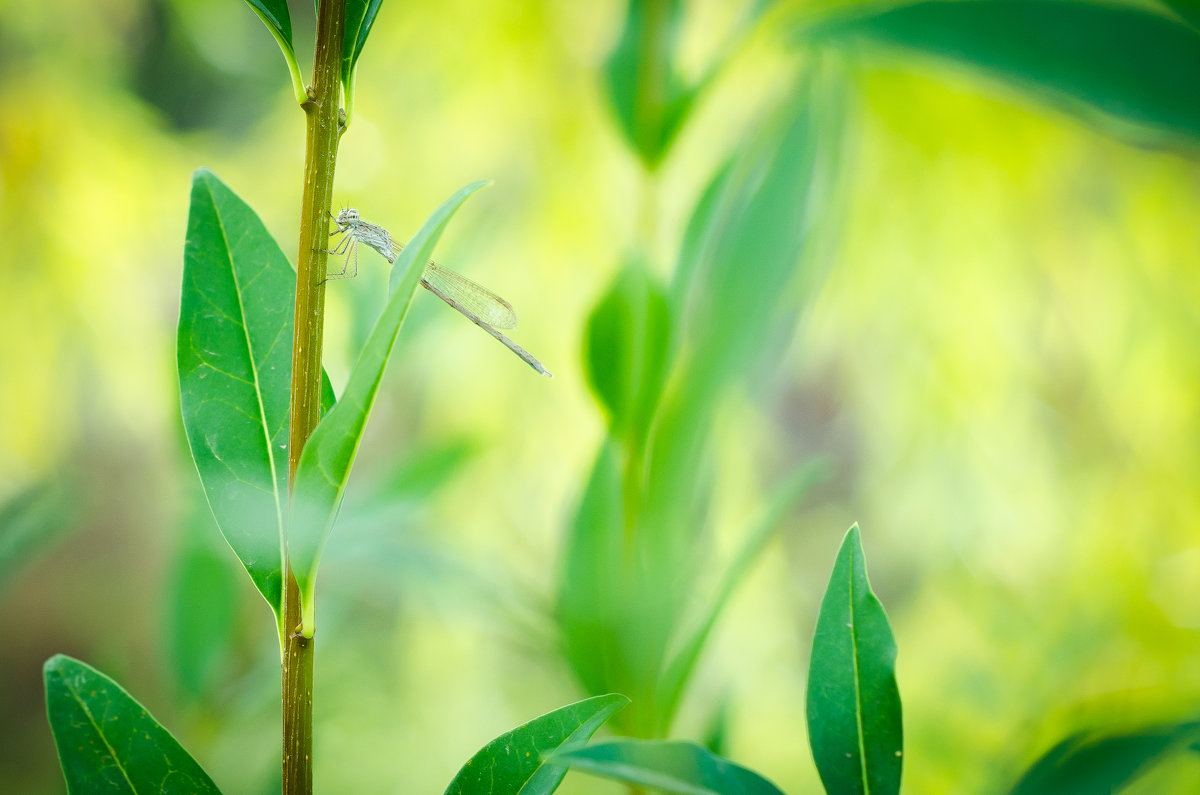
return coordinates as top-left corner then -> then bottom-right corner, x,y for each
849,543 -> 870,793
59,671 -> 138,794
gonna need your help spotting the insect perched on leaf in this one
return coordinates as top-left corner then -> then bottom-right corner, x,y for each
327,208 -> 551,377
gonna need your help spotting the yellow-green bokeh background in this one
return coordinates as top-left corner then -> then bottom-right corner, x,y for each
3,0 -> 1200,792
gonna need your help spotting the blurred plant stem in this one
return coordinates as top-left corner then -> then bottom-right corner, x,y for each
284,0 -> 346,792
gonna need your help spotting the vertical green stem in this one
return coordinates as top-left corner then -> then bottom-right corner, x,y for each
284,2 -> 345,793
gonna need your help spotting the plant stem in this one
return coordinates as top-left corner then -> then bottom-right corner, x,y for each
284,1 -> 345,793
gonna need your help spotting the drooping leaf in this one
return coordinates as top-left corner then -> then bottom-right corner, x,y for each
178,168 -> 296,627
0,476 -> 77,594
290,181 -> 490,635
44,655 -> 221,794
801,0 -> 1200,144
553,739 -> 786,795
807,524 -> 903,795
558,439 -> 626,697
583,261 -> 671,443
444,694 -> 629,795
657,461 -> 826,727
604,0 -> 698,167
1009,721 -> 1200,794
242,0 -> 305,105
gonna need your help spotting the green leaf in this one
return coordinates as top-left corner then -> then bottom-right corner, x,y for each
1161,0 -> 1200,30
444,694 -> 629,795
178,168 -> 297,628
44,655 -> 221,794
553,739 -> 785,795
290,180 -> 490,635
604,0 -> 698,167
657,461 -> 825,728
558,439 -> 626,697
807,524 -> 902,795
326,0 -> 385,126
583,261 -> 671,443
165,501 -> 238,701
242,0 -> 306,105
801,0 -> 1200,144
1009,722 -> 1200,794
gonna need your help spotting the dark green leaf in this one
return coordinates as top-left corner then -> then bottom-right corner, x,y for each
290,181 -> 490,635
558,439 -> 626,697
444,694 -> 629,795
44,655 -> 221,794
0,477 -> 77,594
243,0 -> 293,48
658,461 -> 825,725
807,524 -> 902,795
1161,0 -> 1200,30
583,261 -> 671,442
1010,721 -> 1200,794
802,0 -> 1200,144
604,0 -> 698,167
553,739 -> 785,795
178,168 -> 299,626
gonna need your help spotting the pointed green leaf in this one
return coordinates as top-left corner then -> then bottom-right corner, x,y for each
44,655 -> 221,794
807,524 -> 902,795
1010,721 -> 1200,794
553,739 -> 785,795
178,168 -> 336,636
583,261 -> 671,442
242,0 -> 306,105
290,181 -> 490,635
340,0 -> 385,126
444,694 -> 629,795
801,0 -> 1200,144
604,0 -> 698,167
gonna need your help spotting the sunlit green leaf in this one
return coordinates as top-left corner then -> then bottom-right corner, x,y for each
444,694 -> 629,795
178,168 -> 295,627
290,181 -> 490,635
801,0 -> 1200,144
807,524 -> 902,795
553,739 -> 785,795
242,0 -> 305,105
1009,721 -> 1200,794
604,0 -> 697,167
583,261 -> 671,443
44,655 -> 221,794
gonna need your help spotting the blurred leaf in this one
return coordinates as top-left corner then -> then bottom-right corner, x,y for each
1161,0 -> 1200,30
807,524 -> 902,795
670,161 -> 733,313
604,0 -> 698,167
360,437 -> 477,505
801,0 -> 1200,144
1009,721 -> 1200,794
558,438 -> 626,698
178,168 -> 301,629
583,262 -> 671,443
44,655 -> 221,794
165,502 -> 238,702
553,739 -> 785,795
0,477 -> 76,594
290,181 -> 490,636
242,0 -> 305,105
444,694 -> 629,795
657,461 -> 825,728
701,699 -> 731,759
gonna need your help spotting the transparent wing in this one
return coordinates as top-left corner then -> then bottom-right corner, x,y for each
421,261 -> 517,330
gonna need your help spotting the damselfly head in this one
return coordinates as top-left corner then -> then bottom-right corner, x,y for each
334,208 -> 360,230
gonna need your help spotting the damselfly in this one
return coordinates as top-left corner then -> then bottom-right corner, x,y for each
327,208 -> 551,377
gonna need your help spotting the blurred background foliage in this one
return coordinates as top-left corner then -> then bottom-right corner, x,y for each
2,0 -> 1200,793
